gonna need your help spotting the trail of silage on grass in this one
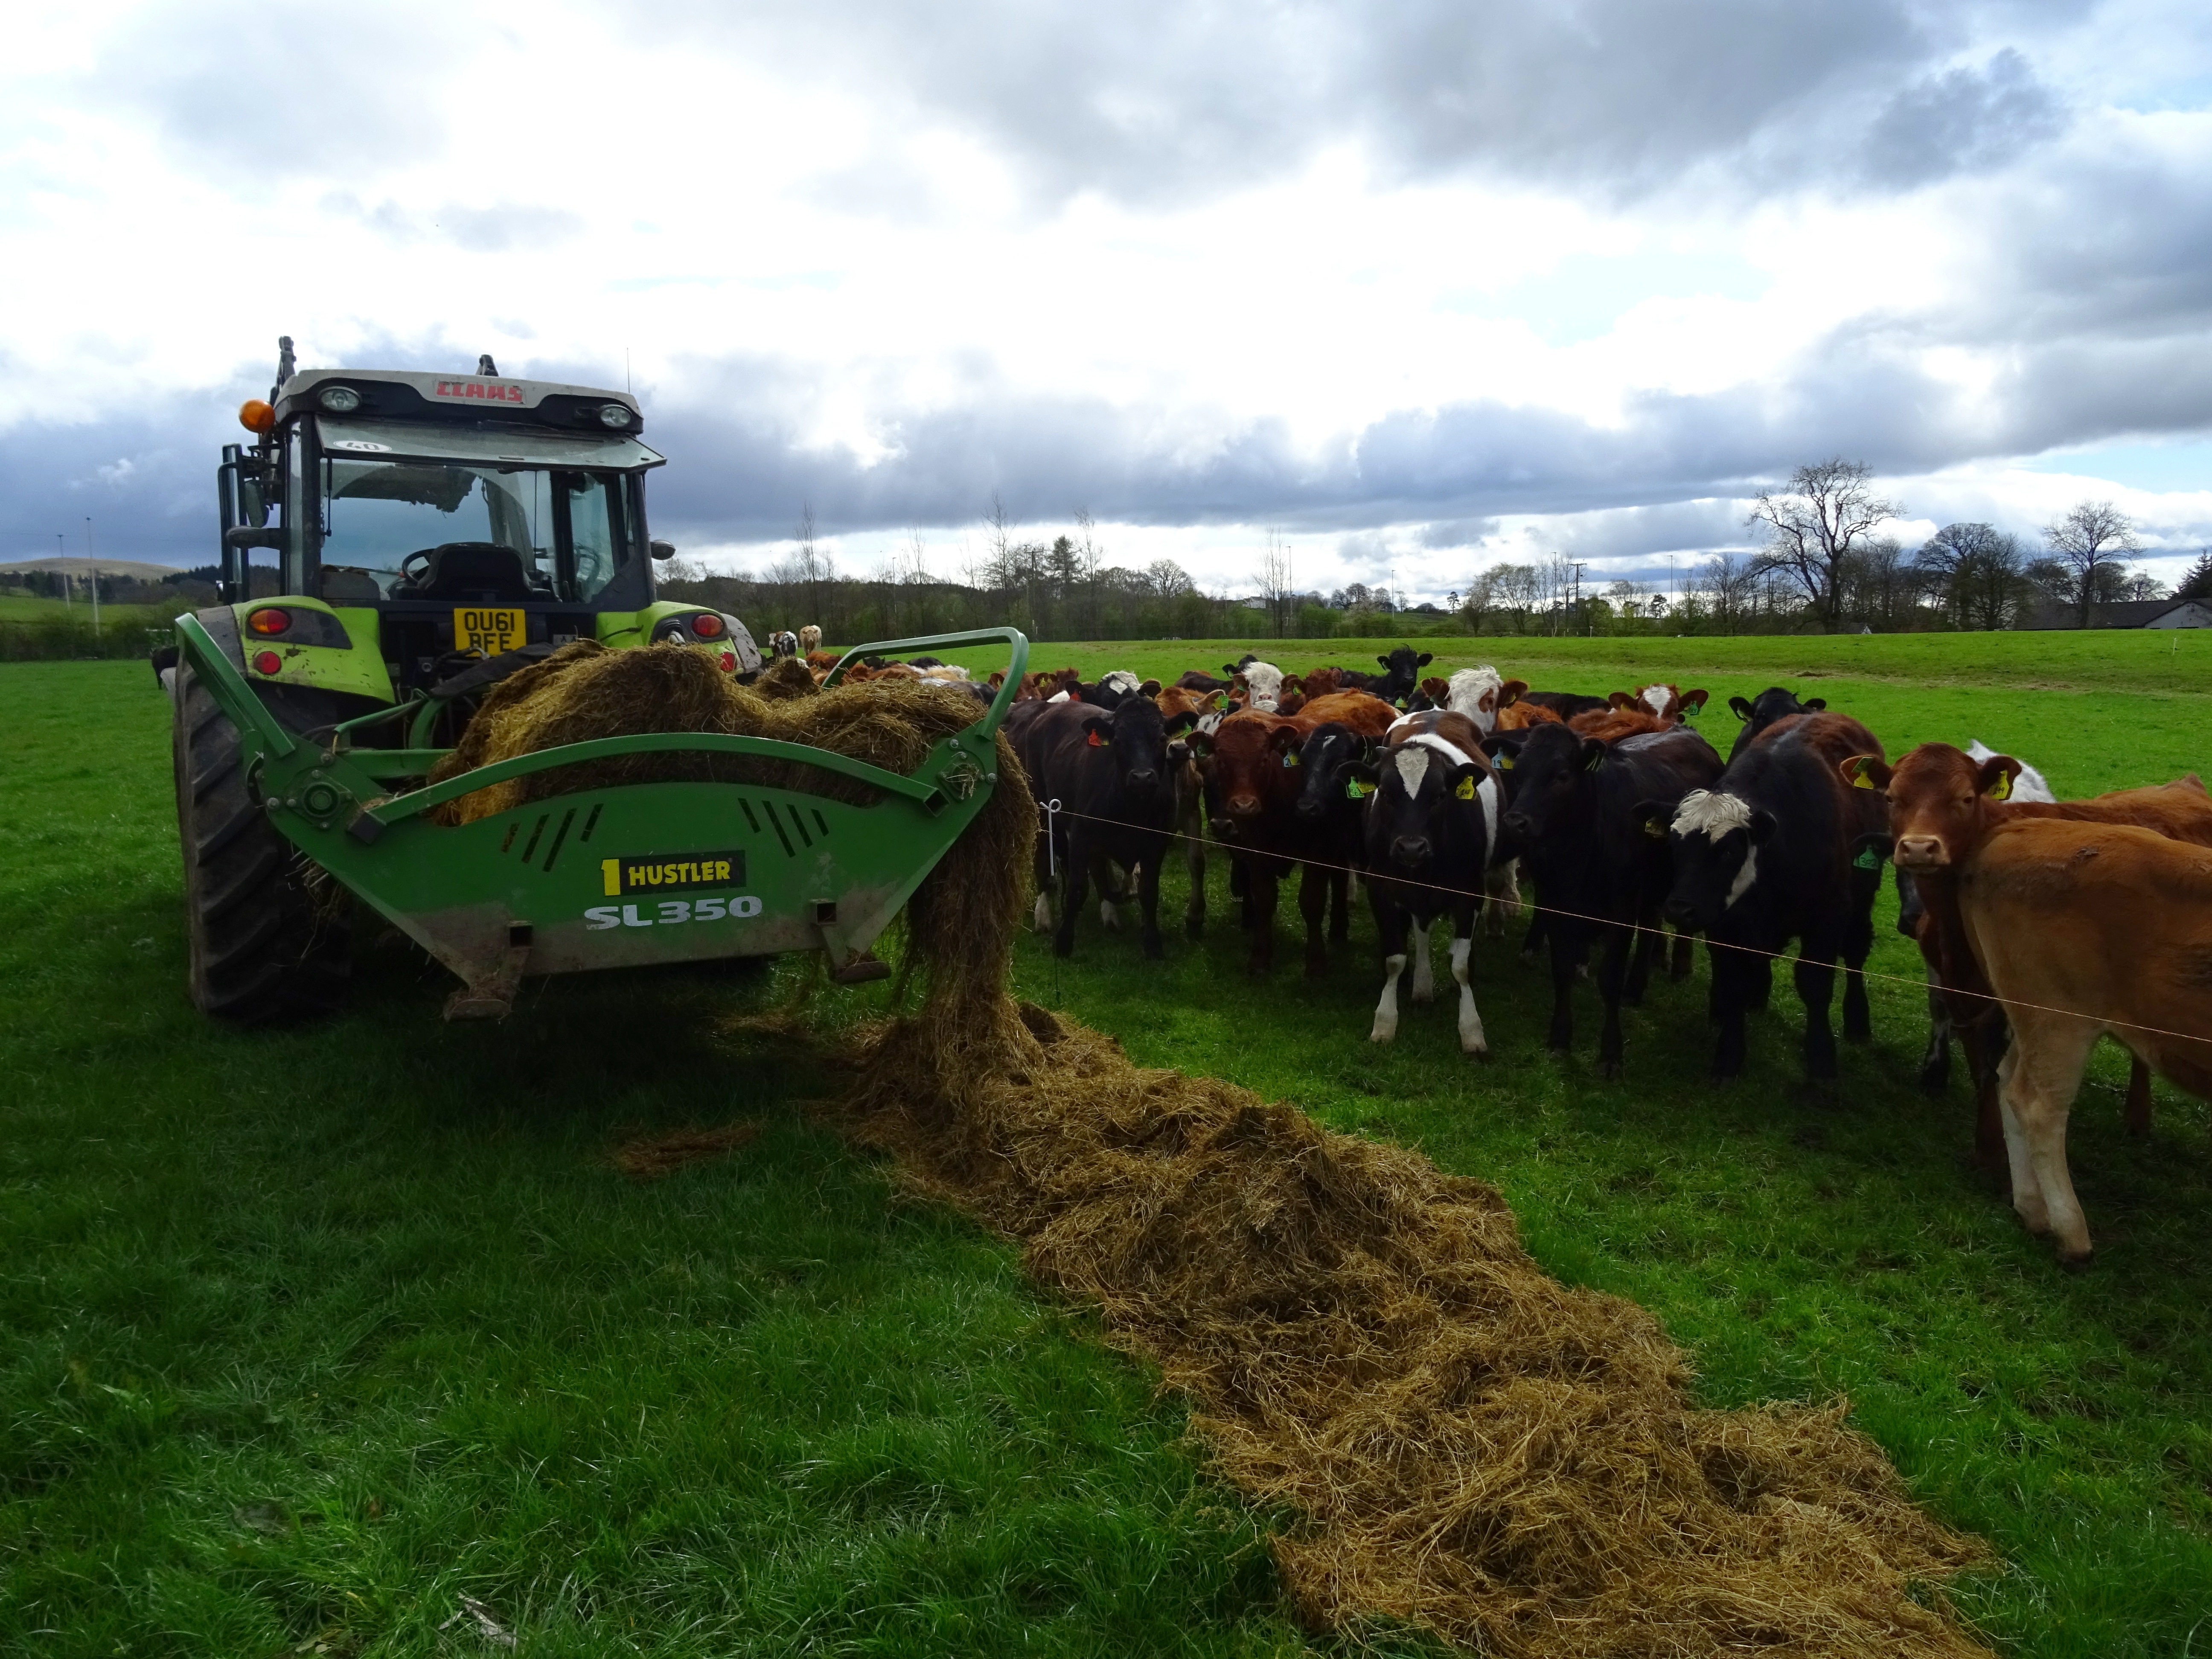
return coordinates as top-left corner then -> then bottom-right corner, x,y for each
470,646 -> 1994,1657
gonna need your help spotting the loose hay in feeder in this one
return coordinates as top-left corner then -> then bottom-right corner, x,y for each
445,641 -> 1992,1656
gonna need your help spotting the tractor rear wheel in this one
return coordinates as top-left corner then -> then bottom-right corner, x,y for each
172,661 -> 352,1021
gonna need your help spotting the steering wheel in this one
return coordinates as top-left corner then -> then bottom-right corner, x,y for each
395,547 -> 439,592
572,546 -> 608,589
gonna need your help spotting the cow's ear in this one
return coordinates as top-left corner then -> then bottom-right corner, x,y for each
1728,695 -> 1754,720
1842,754 -> 1892,791
1081,712 -> 1112,746
1222,662 -> 1239,677
1499,679 -> 1526,705
1185,731 -> 1214,760
1608,691 -> 1636,710
1417,652 -> 1433,668
1804,696 -> 1827,711
1139,678 -> 1161,698
1976,754 -> 2022,801
1747,808 -> 1779,846
1281,673 -> 1304,695
1580,738 -> 1608,772
1203,690 -> 1227,711
1680,689 -> 1708,716
1163,709 -> 1199,736
1630,799 -> 1671,841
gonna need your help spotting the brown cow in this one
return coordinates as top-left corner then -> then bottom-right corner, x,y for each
1188,691 -> 1398,975
1847,742 -> 2212,1171
1958,819 -> 2212,1261
1153,684 -> 1231,935
1569,704 -> 1675,743
1608,683 -> 1710,723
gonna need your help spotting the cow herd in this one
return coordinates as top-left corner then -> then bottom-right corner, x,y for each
818,638 -> 2207,1264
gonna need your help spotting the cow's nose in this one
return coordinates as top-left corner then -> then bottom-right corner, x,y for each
1390,835 -> 1432,866
1227,793 -> 1263,817
1662,896 -> 1697,928
1125,768 -> 1158,794
1894,835 -> 1945,867
1502,810 -> 1533,838
1294,792 -> 1327,819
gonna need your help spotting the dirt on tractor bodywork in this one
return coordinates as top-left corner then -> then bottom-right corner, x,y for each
463,635 -> 1993,1656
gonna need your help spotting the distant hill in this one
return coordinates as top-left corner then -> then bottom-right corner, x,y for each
0,556 -> 189,582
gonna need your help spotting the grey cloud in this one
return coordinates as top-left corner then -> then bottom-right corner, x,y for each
645,0 -> 2090,208
91,4 -> 466,180
1416,517 -> 1499,548
320,194 -> 585,252
1858,48 -> 2069,186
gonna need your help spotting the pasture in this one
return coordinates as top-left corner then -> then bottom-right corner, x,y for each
3,638 -> 2210,1657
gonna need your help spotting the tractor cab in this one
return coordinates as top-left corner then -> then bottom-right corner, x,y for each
214,339 -> 758,706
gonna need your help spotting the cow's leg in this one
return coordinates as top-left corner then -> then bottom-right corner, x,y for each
1709,945 -> 1749,1082
1521,906 -> 1547,969
1918,972 -> 1953,1094
1232,855 -> 1253,928
1995,1046 -> 2042,1231
1370,894 -> 1408,1044
1031,818 -> 1057,933
1484,859 -> 1521,937
1840,878 -> 1876,1044
1595,925 -> 1634,1080
1053,830 -> 1091,958
1136,843 -> 1164,960
1746,952 -> 1773,1013
1327,866 -> 1350,946
1623,909 -> 1657,1006
1409,913 -> 1437,1003
1093,854 -> 1125,931
2002,1022 -> 2101,1263
2124,1057 -> 2153,1136
1546,923 -> 1580,1054
1796,948 -> 1839,1081
1297,864 -> 1330,978
1182,795 -> 1207,937
1961,1015 -> 2009,1173
1247,865 -> 1279,975
1450,908 -> 1487,1055
1669,924 -> 1694,980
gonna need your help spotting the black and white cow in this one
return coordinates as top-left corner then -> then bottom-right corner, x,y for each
1501,722 -> 1723,1076
1011,694 -> 1196,958
1362,717 -> 1500,1054
1650,712 -> 1886,1085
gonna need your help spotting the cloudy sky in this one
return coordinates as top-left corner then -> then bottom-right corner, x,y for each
5,0 -> 2211,600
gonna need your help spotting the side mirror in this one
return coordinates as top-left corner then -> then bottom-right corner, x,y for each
650,539 -> 676,560
224,526 -> 283,550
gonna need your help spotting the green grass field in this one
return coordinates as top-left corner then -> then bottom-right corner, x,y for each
5,640 -> 2210,1657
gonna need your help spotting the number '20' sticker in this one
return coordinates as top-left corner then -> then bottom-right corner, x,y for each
584,896 -> 764,930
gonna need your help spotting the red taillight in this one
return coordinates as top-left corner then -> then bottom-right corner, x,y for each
690,612 -> 725,639
718,649 -> 736,671
247,607 -> 291,636
251,650 -> 282,675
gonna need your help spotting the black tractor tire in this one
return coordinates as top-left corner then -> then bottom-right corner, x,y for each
172,660 -> 352,1022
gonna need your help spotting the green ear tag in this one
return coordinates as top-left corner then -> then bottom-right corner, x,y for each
1848,759 -> 1875,789
1853,847 -> 1880,870
1454,776 -> 1476,800
1347,779 -> 1375,800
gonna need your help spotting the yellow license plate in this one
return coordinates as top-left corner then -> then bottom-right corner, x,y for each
454,607 -> 526,655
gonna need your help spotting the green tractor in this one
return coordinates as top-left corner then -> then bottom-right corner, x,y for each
159,338 -> 1024,1022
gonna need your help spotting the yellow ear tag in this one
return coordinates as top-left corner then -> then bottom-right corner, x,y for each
1496,753 -> 1514,770
1282,751 -> 1301,768
1455,777 -> 1476,800
1642,819 -> 1667,839
1849,760 -> 1875,789
1988,771 -> 2011,800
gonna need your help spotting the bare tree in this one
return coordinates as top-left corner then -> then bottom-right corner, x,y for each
1693,551 -> 1761,633
1257,529 -> 1294,638
1461,565 -> 1507,634
2043,500 -> 2142,626
2122,569 -> 2169,602
1746,459 -> 1901,630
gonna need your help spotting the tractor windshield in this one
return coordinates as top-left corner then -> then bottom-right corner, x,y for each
315,457 -> 634,605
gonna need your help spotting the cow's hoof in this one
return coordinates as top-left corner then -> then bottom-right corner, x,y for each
1370,1026 -> 1398,1045
1305,960 -> 1329,980
1052,938 -> 1074,960
1598,1059 -> 1622,1082
2057,1246 -> 2096,1272
1142,939 -> 1164,961
1844,1022 -> 1871,1044
1185,915 -> 1205,939
1918,1062 -> 1949,1095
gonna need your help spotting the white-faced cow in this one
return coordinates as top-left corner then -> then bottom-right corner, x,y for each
1362,714 -> 1500,1055
1650,712 -> 1886,1086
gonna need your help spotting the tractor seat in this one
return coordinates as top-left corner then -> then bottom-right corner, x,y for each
395,541 -> 534,601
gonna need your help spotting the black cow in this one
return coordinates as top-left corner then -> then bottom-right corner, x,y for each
1011,695 -> 1195,958
1362,724 -> 1500,1054
1072,670 -> 1161,709
1516,690 -> 1611,721
1647,712 -> 1884,1085
1725,685 -> 1828,761
1501,723 -> 1723,1077
1340,645 -> 1433,707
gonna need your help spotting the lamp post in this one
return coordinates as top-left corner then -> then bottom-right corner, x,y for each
86,517 -> 99,639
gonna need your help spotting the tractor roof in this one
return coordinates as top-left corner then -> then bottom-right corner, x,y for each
274,367 -> 644,437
